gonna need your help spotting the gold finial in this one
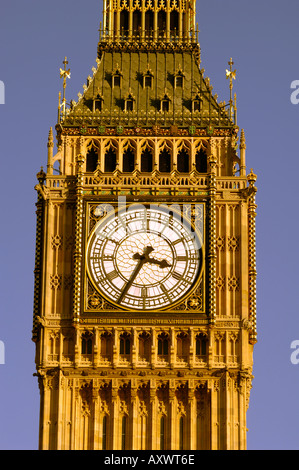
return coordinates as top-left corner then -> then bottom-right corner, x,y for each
240,129 -> 246,149
59,57 -> 71,119
247,168 -> 257,187
226,58 -> 236,120
47,127 -> 54,147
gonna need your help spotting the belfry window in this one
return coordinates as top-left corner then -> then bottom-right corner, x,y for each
158,10 -> 166,37
141,148 -> 153,172
159,149 -> 171,173
177,148 -> 190,173
145,10 -> 154,36
120,9 -> 129,37
170,10 -> 179,37
86,147 -> 98,172
105,148 -> 117,172
123,148 -> 135,172
195,148 -> 208,173
133,10 -> 141,36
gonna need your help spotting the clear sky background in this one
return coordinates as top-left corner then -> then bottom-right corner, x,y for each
0,0 -> 298,450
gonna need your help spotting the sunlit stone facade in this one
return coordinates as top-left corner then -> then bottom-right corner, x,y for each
33,0 -> 257,450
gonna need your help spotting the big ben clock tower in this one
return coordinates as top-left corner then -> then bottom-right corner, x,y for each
33,0 -> 257,450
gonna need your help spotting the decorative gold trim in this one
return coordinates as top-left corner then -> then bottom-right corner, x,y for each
83,202 -> 206,314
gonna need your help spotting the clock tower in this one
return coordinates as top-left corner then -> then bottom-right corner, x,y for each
33,0 -> 257,450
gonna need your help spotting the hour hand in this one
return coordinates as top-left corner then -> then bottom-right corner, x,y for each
147,257 -> 171,269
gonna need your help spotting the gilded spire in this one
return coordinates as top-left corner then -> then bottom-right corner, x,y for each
226,58 -> 236,121
58,57 -> 71,121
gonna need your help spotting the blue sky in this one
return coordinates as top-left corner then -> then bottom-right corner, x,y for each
0,0 -> 299,450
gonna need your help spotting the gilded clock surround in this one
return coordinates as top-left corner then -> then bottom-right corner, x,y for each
33,0 -> 257,451
85,201 -> 205,313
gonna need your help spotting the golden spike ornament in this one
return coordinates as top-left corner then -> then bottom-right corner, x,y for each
226,57 -> 236,121
59,57 -> 71,120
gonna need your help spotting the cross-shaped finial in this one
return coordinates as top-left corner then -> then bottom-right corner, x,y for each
59,57 -> 71,120
60,56 -> 71,81
225,58 -> 236,120
226,57 -> 236,82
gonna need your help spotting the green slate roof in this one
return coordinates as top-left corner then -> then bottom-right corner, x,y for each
61,42 -> 233,130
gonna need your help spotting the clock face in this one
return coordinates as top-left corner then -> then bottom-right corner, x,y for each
86,205 -> 203,310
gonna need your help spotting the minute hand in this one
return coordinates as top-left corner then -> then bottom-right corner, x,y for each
117,246 -> 153,303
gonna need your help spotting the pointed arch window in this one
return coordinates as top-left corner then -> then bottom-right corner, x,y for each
159,148 -> 171,173
158,334 -> 169,357
124,91 -> 135,112
105,147 -> 117,172
195,148 -> 208,173
138,331 -> 151,362
81,332 -> 93,355
145,10 -> 154,37
112,67 -> 122,88
86,146 -> 98,172
143,69 -> 154,88
161,98 -> 170,112
175,70 -> 185,89
176,332 -> 189,362
133,9 -> 141,37
141,147 -> 153,172
120,9 -> 129,37
177,148 -> 190,173
192,94 -> 202,112
170,10 -> 179,38
125,98 -> 134,111
195,334 -> 207,358
158,10 -> 166,37
93,94 -> 103,112
119,334 -> 131,356
100,332 -> 112,361
123,147 -> 135,172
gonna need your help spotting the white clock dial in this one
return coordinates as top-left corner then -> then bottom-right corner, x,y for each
87,205 -> 203,310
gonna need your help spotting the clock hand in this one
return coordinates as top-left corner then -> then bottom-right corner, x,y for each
118,246 -> 154,303
146,257 -> 171,269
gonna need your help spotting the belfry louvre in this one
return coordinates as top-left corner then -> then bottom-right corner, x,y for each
33,0 -> 257,450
